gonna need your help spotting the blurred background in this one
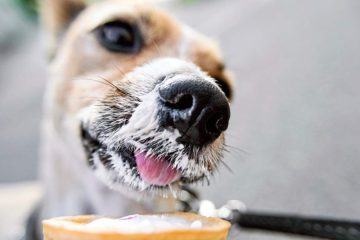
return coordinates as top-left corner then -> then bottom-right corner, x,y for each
1,0 -> 360,239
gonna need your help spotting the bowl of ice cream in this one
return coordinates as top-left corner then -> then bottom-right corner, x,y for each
42,212 -> 231,240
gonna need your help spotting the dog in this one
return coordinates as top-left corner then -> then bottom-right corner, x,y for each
25,0 -> 234,239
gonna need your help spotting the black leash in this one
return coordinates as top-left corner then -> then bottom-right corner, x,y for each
178,187 -> 360,240
202,200 -> 360,240
231,209 -> 360,240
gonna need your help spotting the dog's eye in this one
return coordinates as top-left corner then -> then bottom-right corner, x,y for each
95,21 -> 142,53
214,77 -> 232,99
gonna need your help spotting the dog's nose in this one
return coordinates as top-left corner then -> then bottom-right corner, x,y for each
158,80 -> 230,145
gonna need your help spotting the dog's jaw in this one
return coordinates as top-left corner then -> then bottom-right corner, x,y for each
79,58 -> 227,196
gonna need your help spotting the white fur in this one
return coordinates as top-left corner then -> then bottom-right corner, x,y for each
81,58 -> 224,194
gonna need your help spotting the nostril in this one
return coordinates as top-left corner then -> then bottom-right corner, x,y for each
216,116 -> 228,132
206,112 -> 228,135
163,94 -> 193,110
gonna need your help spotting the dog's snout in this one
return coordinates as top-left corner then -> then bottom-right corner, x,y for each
159,80 -> 230,145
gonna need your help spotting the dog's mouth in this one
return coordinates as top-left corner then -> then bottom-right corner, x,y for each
81,126 -> 197,192
134,152 -> 181,186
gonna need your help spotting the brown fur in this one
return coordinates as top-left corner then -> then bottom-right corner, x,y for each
41,0 -> 232,121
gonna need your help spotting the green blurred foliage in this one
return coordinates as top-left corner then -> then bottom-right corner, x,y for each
13,0 -> 38,19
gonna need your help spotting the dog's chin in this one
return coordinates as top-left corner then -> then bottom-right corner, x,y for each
81,126 -> 206,196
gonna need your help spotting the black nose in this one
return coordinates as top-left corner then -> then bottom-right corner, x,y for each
158,79 -> 230,146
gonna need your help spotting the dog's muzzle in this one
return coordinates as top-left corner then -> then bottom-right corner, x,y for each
80,58 -> 231,193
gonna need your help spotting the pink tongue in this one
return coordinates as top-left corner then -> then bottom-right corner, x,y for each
135,152 -> 180,186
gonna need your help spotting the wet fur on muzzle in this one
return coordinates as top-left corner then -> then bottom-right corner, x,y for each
80,58 -> 227,195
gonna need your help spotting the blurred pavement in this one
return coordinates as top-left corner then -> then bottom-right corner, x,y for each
1,0 -> 360,239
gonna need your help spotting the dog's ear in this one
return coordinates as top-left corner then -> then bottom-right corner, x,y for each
39,0 -> 87,57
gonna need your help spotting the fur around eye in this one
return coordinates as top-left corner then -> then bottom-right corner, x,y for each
95,21 -> 142,53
